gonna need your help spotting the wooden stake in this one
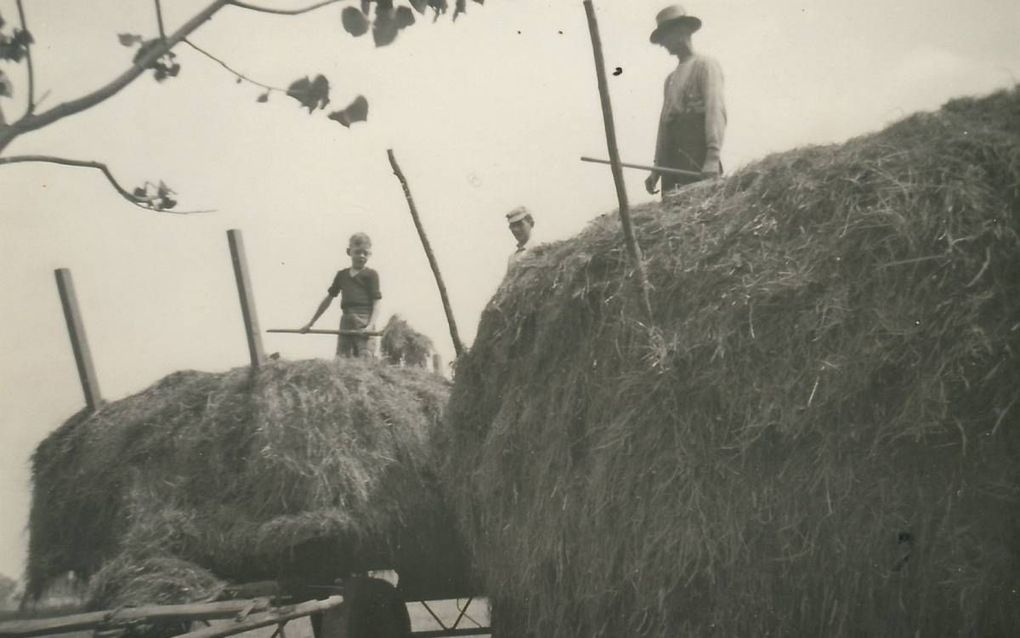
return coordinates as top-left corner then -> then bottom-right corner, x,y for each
386,149 -> 466,358
582,0 -> 654,319
227,229 -> 265,369
54,268 -> 102,412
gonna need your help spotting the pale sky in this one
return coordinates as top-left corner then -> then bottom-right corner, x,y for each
1,0 -> 1017,584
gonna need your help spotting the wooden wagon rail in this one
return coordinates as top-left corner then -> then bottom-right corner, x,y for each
0,596 -> 350,638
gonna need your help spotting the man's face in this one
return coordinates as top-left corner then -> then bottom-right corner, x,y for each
658,24 -> 692,56
509,219 -> 532,245
348,245 -> 371,269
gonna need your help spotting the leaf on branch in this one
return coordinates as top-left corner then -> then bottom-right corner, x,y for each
0,27 -> 32,62
408,0 -> 427,14
328,95 -> 369,127
395,6 -> 416,28
257,91 -> 270,103
134,40 -> 181,82
341,7 -> 369,37
287,75 -> 330,112
372,17 -> 399,47
117,33 -> 144,47
132,181 -> 179,211
428,0 -> 449,20
0,69 -> 12,98
360,0 -> 371,14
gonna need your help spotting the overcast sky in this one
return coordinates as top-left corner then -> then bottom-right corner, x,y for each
1,0 -> 1017,585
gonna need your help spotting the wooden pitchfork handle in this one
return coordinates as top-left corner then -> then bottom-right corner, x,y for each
267,329 -> 384,337
580,156 -> 704,179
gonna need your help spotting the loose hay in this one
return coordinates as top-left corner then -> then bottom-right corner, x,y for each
29,358 -> 474,603
442,88 -> 1020,636
85,556 -> 224,610
381,315 -> 435,368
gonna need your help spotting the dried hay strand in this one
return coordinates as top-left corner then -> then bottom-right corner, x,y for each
85,556 -> 224,610
28,358 -> 473,603
381,315 -> 435,368
441,88 -> 1020,636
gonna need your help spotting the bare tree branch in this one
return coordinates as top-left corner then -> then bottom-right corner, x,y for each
0,155 -> 212,214
228,0 -> 348,16
183,38 -> 284,93
0,0 -> 232,155
15,0 -> 35,116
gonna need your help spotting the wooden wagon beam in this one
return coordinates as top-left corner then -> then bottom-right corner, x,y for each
171,596 -> 344,638
0,598 -> 273,638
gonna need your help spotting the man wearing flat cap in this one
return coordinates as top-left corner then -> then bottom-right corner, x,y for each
505,206 -> 535,269
645,4 -> 727,198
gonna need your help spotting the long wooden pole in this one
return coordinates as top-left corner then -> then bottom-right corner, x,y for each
227,229 -> 265,369
582,0 -> 653,319
267,329 -> 383,337
54,268 -> 102,412
386,149 -> 465,358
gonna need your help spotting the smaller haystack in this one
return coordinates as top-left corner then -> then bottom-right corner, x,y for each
29,358 -> 474,605
381,315 -> 434,368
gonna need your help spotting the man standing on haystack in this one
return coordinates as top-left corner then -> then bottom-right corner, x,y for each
644,5 -> 727,198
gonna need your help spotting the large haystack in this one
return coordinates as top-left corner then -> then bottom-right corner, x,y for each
442,88 -> 1020,636
29,358 -> 475,605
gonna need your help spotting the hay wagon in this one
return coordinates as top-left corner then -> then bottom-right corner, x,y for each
4,231 -> 490,638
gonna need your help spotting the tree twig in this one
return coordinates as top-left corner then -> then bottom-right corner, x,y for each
387,149 -> 465,358
0,0 -> 233,155
228,0 -> 348,16
0,155 -> 212,214
183,38 -> 284,93
155,0 -> 168,39
15,0 -> 35,116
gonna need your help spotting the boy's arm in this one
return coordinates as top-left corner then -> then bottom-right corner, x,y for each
363,270 -> 382,331
366,300 -> 382,332
301,295 -> 334,332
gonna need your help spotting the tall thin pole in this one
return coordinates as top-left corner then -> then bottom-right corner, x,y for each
387,149 -> 466,358
582,0 -> 653,319
54,268 -> 103,412
227,229 -> 265,369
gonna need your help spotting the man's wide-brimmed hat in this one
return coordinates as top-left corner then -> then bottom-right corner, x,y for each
649,5 -> 702,43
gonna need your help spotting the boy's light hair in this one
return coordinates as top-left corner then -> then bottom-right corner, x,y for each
348,232 -> 372,249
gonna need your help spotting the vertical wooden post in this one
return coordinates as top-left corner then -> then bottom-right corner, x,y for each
583,0 -> 654,320
54,268 -> 103,411
227,229 -> 265,369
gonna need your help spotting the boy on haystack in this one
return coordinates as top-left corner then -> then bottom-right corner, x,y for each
301,232 -> 382,358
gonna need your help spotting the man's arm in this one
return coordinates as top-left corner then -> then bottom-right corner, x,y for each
301,295 -> 334,332
701,57 -> 727,177
646,76 -> 673,194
